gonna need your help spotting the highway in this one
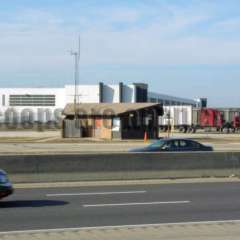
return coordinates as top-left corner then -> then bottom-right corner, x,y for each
0,142 -> 240,154
1,181 -> 240,233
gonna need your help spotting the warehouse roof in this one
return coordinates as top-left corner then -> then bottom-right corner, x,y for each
63,103 -> 163,116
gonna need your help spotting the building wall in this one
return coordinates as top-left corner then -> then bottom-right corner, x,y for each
0,88 -> 65,108
122,84 -> 136,103
65,83 -> 137,104
0,88 -> 65,123
0,83 -> 198,124
102,85 -> 120,103
65,85 -> 100,103
134,83 -> 148,102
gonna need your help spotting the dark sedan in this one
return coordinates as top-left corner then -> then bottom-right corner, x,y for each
0,169 -> 13,199
129,138 -> 213,152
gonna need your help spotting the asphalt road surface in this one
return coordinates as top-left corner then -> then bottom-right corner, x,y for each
1,182 -> 240,232
0,142 -> 240,154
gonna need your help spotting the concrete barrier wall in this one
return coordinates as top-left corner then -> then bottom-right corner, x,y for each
1,152 -> 240,183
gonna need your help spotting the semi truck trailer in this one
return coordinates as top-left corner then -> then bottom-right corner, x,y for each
159,106 -> 240,133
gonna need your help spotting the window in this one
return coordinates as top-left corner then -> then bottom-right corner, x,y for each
162,140 -> 178,150
172,140 -> 179,148
179,140 -> 188,147
148,140 -> 165,149
135,85 -> 148,102
9,95 -> 56,106
189,141 -> 201,149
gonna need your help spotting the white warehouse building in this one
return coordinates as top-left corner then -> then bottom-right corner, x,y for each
0,82 -> 199,124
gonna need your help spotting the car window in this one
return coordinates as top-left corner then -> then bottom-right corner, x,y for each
172,140 -> 179,148
0,173 -> 8,183
179,140 -> 188,148
162,142 -> 171,150
189,141 -> 201,149
148,140 -> 165,149
162,140 -> 178,150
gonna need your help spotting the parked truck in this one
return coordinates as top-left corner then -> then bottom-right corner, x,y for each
159,106 -> 240,133
159,106 -> 192,132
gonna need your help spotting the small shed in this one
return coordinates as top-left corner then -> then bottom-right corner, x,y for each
62,103 -> 163,139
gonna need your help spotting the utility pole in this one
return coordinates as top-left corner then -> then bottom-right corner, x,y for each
70,36 -> 80,119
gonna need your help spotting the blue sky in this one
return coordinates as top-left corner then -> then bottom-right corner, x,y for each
1,0 -> 240,106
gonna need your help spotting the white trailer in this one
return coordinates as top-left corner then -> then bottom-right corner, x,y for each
159,106 -> 193,132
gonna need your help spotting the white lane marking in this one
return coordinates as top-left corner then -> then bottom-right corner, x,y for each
1,220 -> 240,235
83,200 -> 190,208
46,190 -> 146,197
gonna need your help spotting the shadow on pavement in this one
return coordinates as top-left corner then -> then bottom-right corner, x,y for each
0,200 -> 68,208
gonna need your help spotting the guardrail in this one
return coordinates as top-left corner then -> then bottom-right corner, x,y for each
1,152 -> 240,183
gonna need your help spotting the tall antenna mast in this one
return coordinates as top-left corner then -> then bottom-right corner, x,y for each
70,36 -> 81,119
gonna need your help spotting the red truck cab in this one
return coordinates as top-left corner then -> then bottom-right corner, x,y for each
200,108 -> 223,128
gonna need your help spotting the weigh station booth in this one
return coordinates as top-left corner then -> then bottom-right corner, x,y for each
62,103 -> 163,140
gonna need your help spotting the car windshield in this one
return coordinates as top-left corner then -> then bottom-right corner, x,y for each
147,140 -> 166,149
0,174 -> 8,183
